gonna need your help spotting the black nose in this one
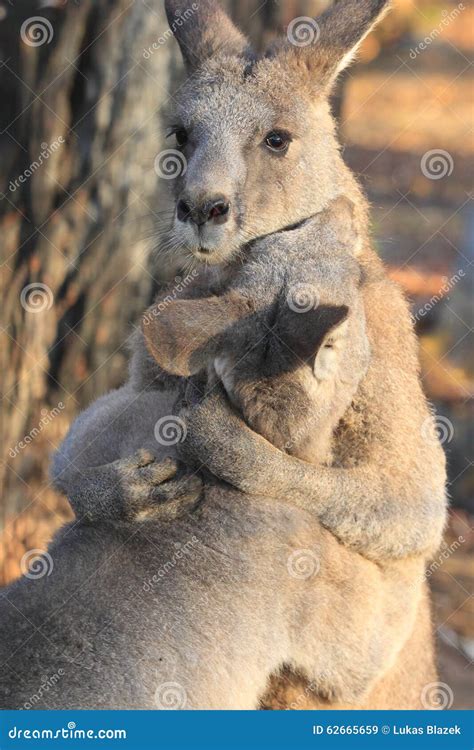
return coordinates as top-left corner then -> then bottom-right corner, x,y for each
177,197 -> 230,226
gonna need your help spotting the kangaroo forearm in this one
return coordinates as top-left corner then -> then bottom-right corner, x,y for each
282,465 -> 445,560
51,384 -> 177,500
50,385 -> 136,494
181,400 -> 445,560
232,452 -> 443,560
226,447 -> 444,560
51,379 -> 198,522
65,465 -> 126,522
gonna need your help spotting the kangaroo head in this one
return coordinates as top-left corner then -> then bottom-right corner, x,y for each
163,0 -> 389,266
144,290 -> 369,463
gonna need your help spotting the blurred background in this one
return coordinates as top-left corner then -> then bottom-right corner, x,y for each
0,0 -> 472,707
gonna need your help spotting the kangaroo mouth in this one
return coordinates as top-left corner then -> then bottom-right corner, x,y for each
196,246 -> 212,255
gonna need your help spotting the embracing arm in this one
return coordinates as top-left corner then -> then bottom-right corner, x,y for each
179,387 -> 447,561
50,377 -> 202,522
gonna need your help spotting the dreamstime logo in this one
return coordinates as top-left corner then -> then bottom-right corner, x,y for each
409,3 -> 466,59
8,137 -> 65,193
21,549 -> 54,580
425,535 -> 465,581
411,269 -> 465,324
421,681 -> 454,710
421,149 -> 454,180
408,534 -> 465,592
286,283 -> 320,313
154,681 -> 187,710
20,16 -> 54,47
287,549 -> 320,579
154,415 -> 187,446
287,17 -> 320,47
142,269 -> 199,326
20,282 -> 54,313
286,679 -> 319,710
421,414 -> 454,446
9,402 -> 65,458
143,536 -> 201,592
23,669 -> 65,710
283,408 -> 325,453
154,149 -> 187,180
143,2 -> 199,58
276,159 -> 311,193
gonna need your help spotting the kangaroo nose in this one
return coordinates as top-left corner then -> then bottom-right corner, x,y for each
177,197 -> 230,226
205,199 -> 230,223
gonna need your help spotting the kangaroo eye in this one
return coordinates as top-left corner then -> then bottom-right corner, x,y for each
174,129 -> 188,148
264,130 -> 291,153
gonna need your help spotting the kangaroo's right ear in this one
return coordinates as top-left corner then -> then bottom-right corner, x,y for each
274,304 -> 350,378
142,292 -> 251,376
165,0 -> 250,70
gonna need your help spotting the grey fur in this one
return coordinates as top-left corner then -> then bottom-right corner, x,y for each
142,196 -> 446,563
2,0 -> 444,710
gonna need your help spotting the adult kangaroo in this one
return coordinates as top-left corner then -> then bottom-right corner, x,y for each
1,0 -> 445,709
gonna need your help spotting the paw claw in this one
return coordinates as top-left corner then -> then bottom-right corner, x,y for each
146,457 -> 178,485
135,449 -> 156,468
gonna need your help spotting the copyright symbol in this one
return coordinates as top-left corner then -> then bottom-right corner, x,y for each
382,726 -> 390,735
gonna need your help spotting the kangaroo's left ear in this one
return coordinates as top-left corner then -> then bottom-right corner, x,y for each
275,304 -> 350,379
165,0 -> 250,71
142,291 -> 251,377
275,0 -> 391,92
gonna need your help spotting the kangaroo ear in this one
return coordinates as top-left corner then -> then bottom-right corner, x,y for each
275,304 -> 350,378
279,0 -> 390,92
165,0 -> 250,70
142,292 -> 249,376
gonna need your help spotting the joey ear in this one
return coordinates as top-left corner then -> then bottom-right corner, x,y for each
165,0 -> 250,70
142,292 -> 250,377
275,304 -> 349,376
279,0 -> 390,92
